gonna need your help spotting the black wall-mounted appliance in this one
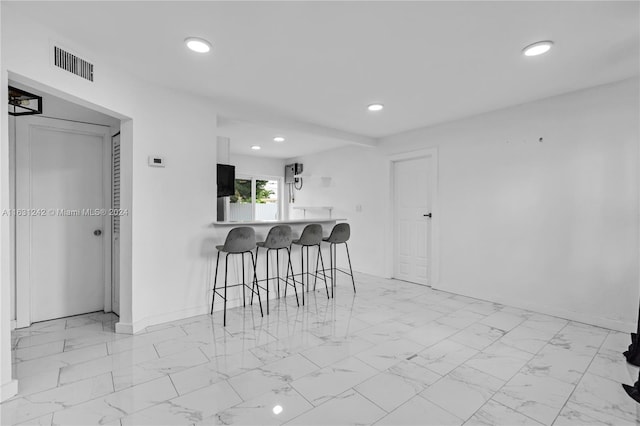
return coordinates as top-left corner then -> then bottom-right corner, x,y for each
285,163 -> 303,184
217,164 -> 235,197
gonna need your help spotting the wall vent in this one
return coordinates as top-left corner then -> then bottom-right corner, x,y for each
53,46 -> 94,82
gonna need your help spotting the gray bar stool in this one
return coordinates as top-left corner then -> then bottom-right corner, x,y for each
323,223 -> 356,296
292,224 -> 329,305
252,225 -> 299,314
210,227 -> 263,326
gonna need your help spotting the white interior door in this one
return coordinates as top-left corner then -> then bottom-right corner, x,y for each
16,117 -> 109,324
393,156 -> 432,285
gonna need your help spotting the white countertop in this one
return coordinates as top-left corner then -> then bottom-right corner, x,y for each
291,206 -> 333,210
212,218 -> 346,226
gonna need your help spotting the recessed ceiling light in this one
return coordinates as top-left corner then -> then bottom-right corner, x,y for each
185,37 -> 212,53
367,103 -> 384,112
251,145 -> 261,150
522,41 -> 553,57
272,405 -> 283,415
273,136 -> 285,143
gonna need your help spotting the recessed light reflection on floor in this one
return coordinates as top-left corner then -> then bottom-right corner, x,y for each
272,405 -> 283,415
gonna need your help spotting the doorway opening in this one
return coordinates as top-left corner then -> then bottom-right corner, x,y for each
9,81 -> 121,328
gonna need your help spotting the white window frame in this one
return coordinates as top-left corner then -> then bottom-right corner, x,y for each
231,174 -> 282,221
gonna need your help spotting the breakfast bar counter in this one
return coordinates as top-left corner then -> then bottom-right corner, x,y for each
212,218 -> 346,226
210,218 -> 347,246
207,218 -> 348,314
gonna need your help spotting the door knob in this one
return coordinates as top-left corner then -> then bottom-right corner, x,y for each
423,213 -> 432,218
94,229 -> 102,236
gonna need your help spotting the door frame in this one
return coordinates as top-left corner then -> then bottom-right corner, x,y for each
15,116 -> 112,328
387,147 -> 440,287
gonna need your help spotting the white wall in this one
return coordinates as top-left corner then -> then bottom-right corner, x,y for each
287,145 -> 390,277
0,2 -> 18,401
1,3 -> 219,397
231,153 -> 285,178
293,78 -> 639,332
381,77 -> 639,331
124,82 -> 217,331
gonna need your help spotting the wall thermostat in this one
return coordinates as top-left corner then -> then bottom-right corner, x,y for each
148,156 -> 165,168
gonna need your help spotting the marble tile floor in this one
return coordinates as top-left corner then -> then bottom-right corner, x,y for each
2,273 -> 639,425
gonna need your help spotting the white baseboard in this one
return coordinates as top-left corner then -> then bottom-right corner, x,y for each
1,379 -> 18,402
129,304 -> 210,334
115,322 -> 133,335
116,296 -> 267,335
10,320 -> 16,331
433,282 -> 635,333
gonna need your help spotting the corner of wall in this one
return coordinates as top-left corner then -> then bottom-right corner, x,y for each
433,281 -> 635,333
1,379 -> 18,402
114,322 -> 134,335
127,304 -> 210,334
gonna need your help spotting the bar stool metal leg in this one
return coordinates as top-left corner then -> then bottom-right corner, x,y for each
335,244 -> 339,296
301,247 -> 305,305
241,253 -> 246,307
313,246 -> 320,290
252,247 -> 268,315
312,245 -> 329,298
276,249 -> 280,298
251,247 -> 257,306
320,246 -> 329,298
265,249 -> 270,315
250,251 -> 264,317
345,242 -> 356,293
224,253 -> 229,326
211,251 -> 221,314
336,244 -> 339,290
306,246 -> 310,293
329,243 -> 335,298
286,247 -> 300,306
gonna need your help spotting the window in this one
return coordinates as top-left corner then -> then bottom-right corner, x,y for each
229,176 -> 280,221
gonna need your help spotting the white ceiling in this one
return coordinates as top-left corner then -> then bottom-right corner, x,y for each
218,116 -> 350,159
7,1 -> 639,157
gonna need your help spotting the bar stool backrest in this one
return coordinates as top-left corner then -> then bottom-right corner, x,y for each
298,224 -> 323,246
263,225 -> 293,249
326,223 -> 350,244
222,227 -> 257,253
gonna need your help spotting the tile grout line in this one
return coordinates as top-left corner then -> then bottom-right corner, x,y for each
496,319 -> 610,424
548,328 -> 615,425
416,363 -> 494,423
487,399 -> 546,425
167,374 -> 180,397
433,319 -> 572,424
198,345 -> 213,362
8,277 -> 628,426
56,366 -> 62,387
152,343 -> 161,359
351,387 -> 394,417
279,385 -> 317,424
224,377 -> 248,403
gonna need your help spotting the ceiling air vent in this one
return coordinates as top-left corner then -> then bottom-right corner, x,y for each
53,46 -> 94,82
